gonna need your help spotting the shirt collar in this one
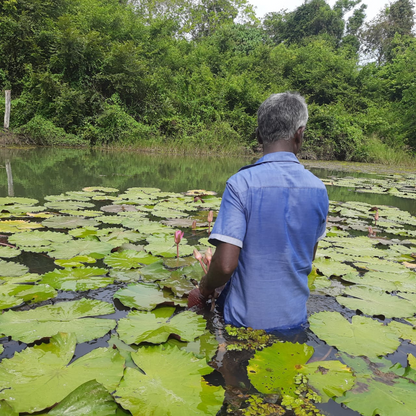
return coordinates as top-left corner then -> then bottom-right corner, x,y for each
256,151 -> 300,165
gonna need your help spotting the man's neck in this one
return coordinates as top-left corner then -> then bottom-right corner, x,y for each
263,141 -> 297,156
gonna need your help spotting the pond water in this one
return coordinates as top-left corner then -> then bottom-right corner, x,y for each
1,147 -> 416,416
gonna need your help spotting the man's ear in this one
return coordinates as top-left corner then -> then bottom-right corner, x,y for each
256,128 -> 263,144
294,126 -> 305,153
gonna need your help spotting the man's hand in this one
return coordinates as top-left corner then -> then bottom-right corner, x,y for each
198,242 -> 240,297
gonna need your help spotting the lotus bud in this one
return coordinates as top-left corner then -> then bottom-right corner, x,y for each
191,220 -> 197,230
207,210 -> 214,233
174,230 -> 184,245
174,230 -> 184,259
205,247 -> 212,270
193,248 -> 207,274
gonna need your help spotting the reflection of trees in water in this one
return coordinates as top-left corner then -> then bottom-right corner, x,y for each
0,148 -> 252,199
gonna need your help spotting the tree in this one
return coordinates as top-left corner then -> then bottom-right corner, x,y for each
361,0 -> 415,64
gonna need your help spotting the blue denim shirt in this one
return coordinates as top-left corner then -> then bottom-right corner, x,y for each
209,152 -> 328,331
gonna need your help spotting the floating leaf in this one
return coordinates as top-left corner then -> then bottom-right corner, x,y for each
109,269 -> 143,283
0,220 -> 43,233
101,204 -> 139,213
83,186 -> 119,193
114,344 -> 224,416
160,275 -> 195,297
0,197 -> 38,206
139,260 -> 172,282
47,239 -> 113,259
0,401 -> 17,416
168,331 -> 219,361
388,321 -> 416,345
301,360 -> 355,403
247,342 -> 314,396
41,267 -> 112,291
0,260 -> 28,277
336,354 -> 416,416
42,216 -> 99,229
9,230 -> 72,252
313,258 -> 356,277
104,250 -> 158,270
309,312 -> 400,358
114,283 -> 186,311
0,332 -> 124,414
46,380 -> 123,416
54,255 -> 97,268
0,298 -> 116,343
44,201 -> 95,211
60,209 -> 102,217
117,306 -> 206,345
0,283 -> 56,308
0,246 -> 21,258
337,285 -> 416,318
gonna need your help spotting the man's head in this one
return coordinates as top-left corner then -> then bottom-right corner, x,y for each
257,92 -> 308,146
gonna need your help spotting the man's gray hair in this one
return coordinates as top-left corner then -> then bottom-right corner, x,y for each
257,92 -> 308,143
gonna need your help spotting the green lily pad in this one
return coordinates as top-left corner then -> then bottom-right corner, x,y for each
0,197 -> 38,206
101,204 -> 139,213
0,283 -> 57,308
47,239 -> 114,259
139,260 -> 172,282
0,260 -> 29,277
41,267 -> 112,291
45,194 -> 91,202
9,230 -> 72,252
0,246 -> 21,258
60,209 -> 102,217
109,269 -> 143,283
337,285 -> 416,318
68,226 -> 99,238
0,332 -> 124,414
104,250 -> 158,270
0,298 -> 116,343
309,312 -> 400,358
0,400 -> 17,416
117,306 -> 206,345
45,380 -> 124,416
54,255 -> 97,268
388,320 -> 416,344
97,229 -> 144,245
336,354 -> 416,416
83,186 -> 119,193
160,275 -> 195,297
42,216 -> 99,229
247,342 -> 314,396
114,283 -> 186,311
114,344 -> 224,416
44,201 -> 95,211
0,220 -> 43,233
313,258 -> 356,277
169,330 -> 219,361
145,236 -> 194,258
301,360 -> 355,403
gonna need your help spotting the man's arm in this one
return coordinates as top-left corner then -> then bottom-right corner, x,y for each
199,242 -> 240,298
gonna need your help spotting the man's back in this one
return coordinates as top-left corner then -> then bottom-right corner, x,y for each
209,152 -> 328,330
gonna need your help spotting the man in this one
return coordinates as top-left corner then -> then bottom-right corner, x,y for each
198,92 -> 329,332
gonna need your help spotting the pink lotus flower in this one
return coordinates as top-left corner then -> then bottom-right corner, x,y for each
174,230 -> 184,258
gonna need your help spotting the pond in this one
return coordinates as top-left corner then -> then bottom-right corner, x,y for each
0,147 -> 416,416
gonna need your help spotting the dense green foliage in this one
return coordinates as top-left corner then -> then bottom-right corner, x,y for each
0,0 -> 415,159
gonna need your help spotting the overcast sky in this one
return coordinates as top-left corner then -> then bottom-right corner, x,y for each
249,0 -> 385,22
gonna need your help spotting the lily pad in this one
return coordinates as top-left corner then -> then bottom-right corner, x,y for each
41,267 -> 112,291
309,312 -> 400,358
139,260 -> 172,282
44,201 -> 95,211
0,283 -> 57,308
104,250 -> 158,269
117,306 -> 206,345
337,285 -> 416,318
9,230 -> 72,252
83,186 -> 119,193
336,354 -> 416,416
247,342 -> 314,396
0,246 -> 21,258
47,239 -> 114,259
109,269 -> 143,283
0,260 -> 29,277
54,255 -> 97,268
114,283 -> 187,311
0,332 -> 124,414
313,258 -> 356,277
0,220 -> 43,233
160,275 -> 196,297
42,216 -> 99,229
0,298 -> 116,343
114,344 -> 224,416
45,380 -> 124,416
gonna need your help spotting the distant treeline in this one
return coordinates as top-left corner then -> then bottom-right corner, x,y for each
1,0 -> 415,160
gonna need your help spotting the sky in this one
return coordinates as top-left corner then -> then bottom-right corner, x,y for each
248,0 -> 385,22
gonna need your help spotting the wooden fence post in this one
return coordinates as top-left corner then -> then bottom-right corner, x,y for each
4,90 -> 11,130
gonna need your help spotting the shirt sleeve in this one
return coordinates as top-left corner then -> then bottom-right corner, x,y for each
208,182 -> 247,248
